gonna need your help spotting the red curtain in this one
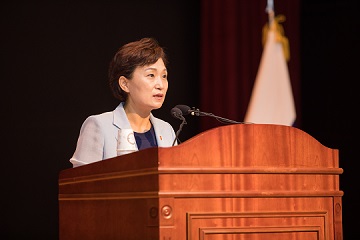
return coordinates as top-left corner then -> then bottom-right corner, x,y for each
200,0 -> 301,131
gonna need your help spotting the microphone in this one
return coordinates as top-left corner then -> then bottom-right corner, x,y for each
170,107 -> 184,120
175,105 -> 191,115
175,104 -> 248,124
170,107 -> 187,146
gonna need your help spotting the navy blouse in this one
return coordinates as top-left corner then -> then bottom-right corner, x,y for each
134,124 -> 158,150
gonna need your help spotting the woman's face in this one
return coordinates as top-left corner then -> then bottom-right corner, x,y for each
123,58 -> 168,113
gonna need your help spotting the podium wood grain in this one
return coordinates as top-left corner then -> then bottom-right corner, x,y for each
59,124 -> 343,240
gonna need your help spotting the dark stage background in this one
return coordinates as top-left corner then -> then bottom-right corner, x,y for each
2,1 -> 358,239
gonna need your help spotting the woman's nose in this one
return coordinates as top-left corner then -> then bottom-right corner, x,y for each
155,77 -> 164,89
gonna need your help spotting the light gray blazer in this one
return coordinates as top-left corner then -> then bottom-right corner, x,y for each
70,102 -> 177,167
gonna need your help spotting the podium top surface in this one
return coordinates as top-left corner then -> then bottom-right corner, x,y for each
59,124 -> 339,180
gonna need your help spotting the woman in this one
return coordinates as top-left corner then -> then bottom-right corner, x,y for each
70,37 -> 177,167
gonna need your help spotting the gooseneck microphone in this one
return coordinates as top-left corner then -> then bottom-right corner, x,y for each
170,106 -> 187,146
170,107 -> 184,120
175,104 -> 246,124
170,104 -> 250,146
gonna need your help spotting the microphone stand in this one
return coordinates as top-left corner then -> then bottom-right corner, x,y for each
170,105 -> 252,147
190,108 -> 248,124
172,116 -> 187,146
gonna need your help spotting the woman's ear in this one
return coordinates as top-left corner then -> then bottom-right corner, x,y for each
119,76 -> 129,92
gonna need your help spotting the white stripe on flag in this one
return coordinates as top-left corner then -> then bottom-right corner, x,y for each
244,29 -> 296,126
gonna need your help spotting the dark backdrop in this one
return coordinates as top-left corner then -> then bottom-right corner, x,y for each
2,1 -> 358,239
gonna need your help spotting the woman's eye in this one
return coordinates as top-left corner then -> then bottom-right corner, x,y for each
147,74 -> 155,77
162,74 -> 167,79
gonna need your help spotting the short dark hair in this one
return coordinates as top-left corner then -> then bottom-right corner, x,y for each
108,37 -> 168,101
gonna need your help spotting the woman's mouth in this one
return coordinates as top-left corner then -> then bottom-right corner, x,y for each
153,94 -> 164,100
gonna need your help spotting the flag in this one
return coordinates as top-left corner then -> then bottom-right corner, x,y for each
244,15 -> 296,126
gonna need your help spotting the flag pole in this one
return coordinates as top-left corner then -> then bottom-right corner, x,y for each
266,0 -> 275,26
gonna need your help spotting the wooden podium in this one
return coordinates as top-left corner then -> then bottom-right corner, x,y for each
58,124 -> 343,240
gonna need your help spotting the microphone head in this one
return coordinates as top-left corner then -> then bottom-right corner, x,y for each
170,107 -> 183,119
175,105 -> 191,115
